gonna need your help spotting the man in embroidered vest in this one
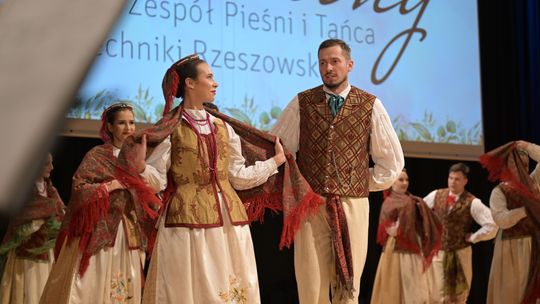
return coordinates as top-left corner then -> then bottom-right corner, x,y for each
483,140 -> 540,304
271,38 -> 404,304
423,162 -> 498,303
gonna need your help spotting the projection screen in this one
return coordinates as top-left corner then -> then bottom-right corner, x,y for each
63,0 -> 483,160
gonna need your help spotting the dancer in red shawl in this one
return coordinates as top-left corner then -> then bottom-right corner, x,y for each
371,169 -> 442,304
111,54 -> 322,304
134,55 -> 285,304
40,103 -> 167,304
482,140 -> 540,304
0,153 -> 65,304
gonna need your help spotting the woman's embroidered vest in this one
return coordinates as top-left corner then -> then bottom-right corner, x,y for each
499,184 -> 534,239
165,119 -> 248,227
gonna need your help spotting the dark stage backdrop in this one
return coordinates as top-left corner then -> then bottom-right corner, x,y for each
1,0 -> 539,303
479,0 -> 540,150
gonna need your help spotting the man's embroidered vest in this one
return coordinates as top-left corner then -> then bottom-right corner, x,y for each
433,189 -> 475,251
499,184 -> 534,239
165,119 -> 249,227
297,85 -> 375,197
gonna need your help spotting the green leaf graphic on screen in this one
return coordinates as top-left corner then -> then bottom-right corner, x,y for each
225,97 -> 282,131
393,112 -> 482,145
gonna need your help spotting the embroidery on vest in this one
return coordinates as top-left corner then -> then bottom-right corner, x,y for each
499,184 -> 535,239
433,189 -> 475,251
165,118 -> 248,227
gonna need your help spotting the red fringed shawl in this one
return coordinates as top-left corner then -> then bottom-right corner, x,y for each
377,191 -> 442,270
0,179 -> 65,261
115,105 -> 324,249
55,144 -> 160,277
480,141 -> 540,304
210,108 -> 325,248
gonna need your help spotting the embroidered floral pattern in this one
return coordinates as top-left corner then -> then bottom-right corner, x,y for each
110,272 -> 133,303
219,275 -> 248,304
166,120 -> 248,226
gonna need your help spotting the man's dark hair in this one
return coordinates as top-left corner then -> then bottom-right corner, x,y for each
449,162 -> 470,178
318,39 -> 351,59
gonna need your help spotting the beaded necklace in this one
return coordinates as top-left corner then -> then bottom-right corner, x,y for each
182,110 -> 219,181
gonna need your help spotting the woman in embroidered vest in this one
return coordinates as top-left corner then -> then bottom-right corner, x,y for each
371,169 -> 442,304
39,103 -> 166,304
126,54 -> 289,304
482,140 -> 540,304
0,153 -> 65,304
423,163 -> 498,303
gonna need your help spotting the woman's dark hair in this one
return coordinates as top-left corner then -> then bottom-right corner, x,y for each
105,102 -> 133,124
173,56 -> 205,99
162,54 -> 206,115
203,102 -> 219,111
99,102 -> 133,142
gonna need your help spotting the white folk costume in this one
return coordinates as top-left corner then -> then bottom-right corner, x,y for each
484,142 -> 540,304
122,56 -> 321,303
141,109 -> 279,304
271,84 -> 404,304
423,189 -> 498,303
39,138 -> 167,304
371,191 -> 442,304
0,179 -> 65,304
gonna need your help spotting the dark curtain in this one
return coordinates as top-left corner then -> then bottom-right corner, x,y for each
480,0 -> 540,150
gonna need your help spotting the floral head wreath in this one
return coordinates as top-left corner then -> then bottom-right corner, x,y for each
99,102 -> 133,142
162,54 -> 200,116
